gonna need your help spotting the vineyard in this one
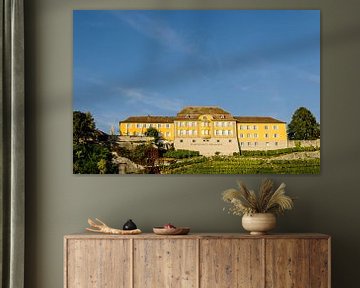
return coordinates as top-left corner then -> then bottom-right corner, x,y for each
161,154 -> 320,174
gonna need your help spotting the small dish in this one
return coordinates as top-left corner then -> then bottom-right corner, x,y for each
153,227 -> 190,235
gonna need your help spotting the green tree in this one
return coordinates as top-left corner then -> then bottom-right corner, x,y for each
145,127 -> 160,140
73,111 -> 118,174
73,111 -> 96,143
131,144 -> 159,165
73,143 -> 117,174
130,144 -> 160,174
287,107 -> 320,140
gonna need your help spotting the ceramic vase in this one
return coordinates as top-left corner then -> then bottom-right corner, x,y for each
242,213 -> 276,235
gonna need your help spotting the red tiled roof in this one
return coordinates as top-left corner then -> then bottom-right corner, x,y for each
120,116 -> 175,123
234,116 -> 285,123
119,108 -> 286,124
176,106 -> 234,120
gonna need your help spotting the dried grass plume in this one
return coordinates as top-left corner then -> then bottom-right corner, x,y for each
222,179 -> 294,216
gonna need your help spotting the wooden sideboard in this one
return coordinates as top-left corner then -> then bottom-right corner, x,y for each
64,233 -> 330,288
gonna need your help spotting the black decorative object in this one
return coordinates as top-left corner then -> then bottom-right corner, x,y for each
123,219 -> 137,230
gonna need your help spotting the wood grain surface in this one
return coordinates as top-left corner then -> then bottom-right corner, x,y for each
133,239 -> 198,288
65,239 -> 131,288
64,233 -> 330,288
200,238 -> 264,288
265,239 -> 310,287
309,239 -> 330,288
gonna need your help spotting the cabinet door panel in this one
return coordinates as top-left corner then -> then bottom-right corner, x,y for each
66,239 -> 131,288
134,239 -> 198,288
265,239 -> 310,288
310,239 -> 330,288
200,239 -> 264,288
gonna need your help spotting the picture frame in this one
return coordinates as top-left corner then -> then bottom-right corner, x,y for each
73,10 -> 320,175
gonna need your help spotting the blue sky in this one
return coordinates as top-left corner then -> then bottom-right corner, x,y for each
73,10 -> 320,133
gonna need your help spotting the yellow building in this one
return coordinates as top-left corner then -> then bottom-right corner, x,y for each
235,116 -> 287,151
119,116 -> 176,140
119,106 -> 287,155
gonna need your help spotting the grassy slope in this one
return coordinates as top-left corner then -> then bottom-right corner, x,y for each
161,154 -> 320,174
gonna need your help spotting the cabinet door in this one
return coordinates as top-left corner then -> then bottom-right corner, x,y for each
134,239 -> 198,288
309,239 -> 330,288
265,239 -> 329,288
66,239 -> 131,288
200,239 -> 264,288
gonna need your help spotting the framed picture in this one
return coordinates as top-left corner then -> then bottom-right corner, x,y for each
73,10 -> 320,174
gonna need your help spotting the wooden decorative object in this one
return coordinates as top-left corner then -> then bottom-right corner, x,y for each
152,227 -> 190,235
242,213 -> 276,235
86,218 -> 141,235
64,233 -> 331,288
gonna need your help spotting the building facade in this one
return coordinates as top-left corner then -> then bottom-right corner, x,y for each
119,106 -> 287,156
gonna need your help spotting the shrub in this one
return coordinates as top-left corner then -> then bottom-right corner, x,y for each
131,144 -> 159,166
241,146 -> 318,157
163,149 -> 200,159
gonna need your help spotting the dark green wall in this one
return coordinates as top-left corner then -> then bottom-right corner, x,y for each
25,0 -> 360,287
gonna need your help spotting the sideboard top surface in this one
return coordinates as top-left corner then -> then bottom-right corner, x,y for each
64,232 -> 330,240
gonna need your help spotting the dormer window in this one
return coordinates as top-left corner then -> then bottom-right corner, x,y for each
220,115 -> 225,119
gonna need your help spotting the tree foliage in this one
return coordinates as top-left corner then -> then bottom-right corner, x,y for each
131,144 -> 159,165
73,111 -> 96,143
145,127 -> 160,141
130,144 -> 160,174
73,143 -> 117,174
163,149 -> 200,159
73,111 -> 118,174
287,107 -> 320,140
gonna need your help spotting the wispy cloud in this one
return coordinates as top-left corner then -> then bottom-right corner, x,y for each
74,68 -> 105,86
113,12 -> 196,54
299,71 -> 320,84
116,87 -> 183,113
285,65 -> 320,84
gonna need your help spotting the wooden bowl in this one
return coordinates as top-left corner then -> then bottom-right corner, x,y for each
153,227 -> 190,235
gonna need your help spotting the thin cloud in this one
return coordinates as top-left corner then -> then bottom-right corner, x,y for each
117,87 -> 183,113
113,12 -> 196,54
284,65 -> 320,85
75,73 -> 105,86
300,71 -> 320,84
